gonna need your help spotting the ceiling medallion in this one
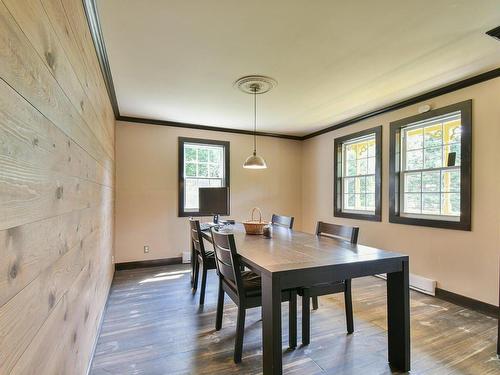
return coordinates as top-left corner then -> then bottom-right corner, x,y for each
234,75 -> 278,95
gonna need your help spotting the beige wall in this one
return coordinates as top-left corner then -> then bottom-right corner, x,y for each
302,77 -> 500,306
115,122 -> 302,263
0,0 -> 114,374
116,78 -> 499,306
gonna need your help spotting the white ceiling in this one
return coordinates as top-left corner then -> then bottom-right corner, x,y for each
97,0 -> 500,136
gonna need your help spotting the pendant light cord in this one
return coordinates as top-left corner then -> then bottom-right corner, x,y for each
253,88 -> 257,154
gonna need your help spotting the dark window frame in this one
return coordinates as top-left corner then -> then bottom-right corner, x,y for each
334,126 -> 382,222
389,100 -> 472,230
178,137 -> 230,217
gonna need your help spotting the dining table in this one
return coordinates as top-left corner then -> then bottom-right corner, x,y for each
194,223 -> 410,375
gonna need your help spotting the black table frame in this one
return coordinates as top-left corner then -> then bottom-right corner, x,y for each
193,228 -> 410,375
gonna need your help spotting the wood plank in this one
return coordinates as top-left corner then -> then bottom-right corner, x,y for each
0,222 -> 105,374
41,0 -> 115,139
0,154 -> 112,230
0,205 -> 110,307
0,2 -> 113,168
0,78 -> 110,187
2,0 -> 114,158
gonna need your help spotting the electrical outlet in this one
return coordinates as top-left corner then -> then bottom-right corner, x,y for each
111,255 -> 115,263
144,245 -> 149,253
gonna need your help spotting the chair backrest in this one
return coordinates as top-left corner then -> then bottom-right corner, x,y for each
189,218 -> 208,261
316,221 -> 359,244
271,214 -> 294,229
210,228 -> 244,296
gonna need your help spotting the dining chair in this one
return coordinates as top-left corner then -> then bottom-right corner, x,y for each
211,228 -> 298,363
300,221 -> 359,345
189,218 -> 217,305
271,213 -> 295,229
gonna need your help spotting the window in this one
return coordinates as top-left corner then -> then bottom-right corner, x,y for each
389,100 -> 471,230
334,126 -> 382,221
178,137 -> 230,216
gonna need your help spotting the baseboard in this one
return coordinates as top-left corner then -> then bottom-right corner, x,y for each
115,257 -> 183,270
435,288 -> 498,318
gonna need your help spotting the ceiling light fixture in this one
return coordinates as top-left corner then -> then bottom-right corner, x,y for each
235,75 -> 277,169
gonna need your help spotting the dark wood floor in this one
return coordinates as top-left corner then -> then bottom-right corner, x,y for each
90,264 -> 499,375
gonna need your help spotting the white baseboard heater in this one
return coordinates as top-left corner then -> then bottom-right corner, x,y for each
375,273 -> 436,296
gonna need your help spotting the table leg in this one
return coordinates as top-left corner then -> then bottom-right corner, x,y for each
387,259 -> 410,372
262,273 -> 282,375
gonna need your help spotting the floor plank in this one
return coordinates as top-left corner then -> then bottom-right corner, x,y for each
90,264 -> 500,375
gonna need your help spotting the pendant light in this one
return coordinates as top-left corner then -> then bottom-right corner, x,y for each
235,75 -> 277,170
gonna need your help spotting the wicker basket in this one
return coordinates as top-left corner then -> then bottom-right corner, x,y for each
242,207 -> 267,235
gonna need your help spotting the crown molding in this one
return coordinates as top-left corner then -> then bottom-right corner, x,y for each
83,1 -> 500,142
302,67 -> 500,140
117,116 -> 303,140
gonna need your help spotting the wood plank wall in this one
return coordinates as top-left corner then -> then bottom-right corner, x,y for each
0,0 -> 115,373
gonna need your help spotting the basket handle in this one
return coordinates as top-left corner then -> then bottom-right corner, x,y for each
251,207 -> 262,223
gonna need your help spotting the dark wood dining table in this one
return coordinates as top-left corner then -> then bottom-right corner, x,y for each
195,223 -> 410,375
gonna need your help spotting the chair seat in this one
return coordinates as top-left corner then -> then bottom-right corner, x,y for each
298,281 -> 345,297
241,270 -> 261,297
225,270 -> 262,297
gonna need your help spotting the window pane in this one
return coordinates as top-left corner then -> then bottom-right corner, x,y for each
368,141 -> 376,157
346,159 -> 357,176
422,193 -> 440,214
443,119 -> 461,144
406,150 -> 423,170
441,193 -> 460,216
185,163 -> 196,177
366,175 -> 375,193
209,148 -> 222,163
209,164 -> 221,178
424,124 -> 442,148
444,143 -> 461,166
366,194 -> 375,210
404,172 -> 421,192
344,194 -> 356,209
346,144 -> 357,160
185,178 -> 198,209
357,159 -> 367,175
424,146 -> 442,169
404,193 -> 421,213
198,163 -> 208,177
358,143 -> 368,158
406,128 -> 423,150
358,176 -> 367,194
344,177 -> 355,194
441,170 -> 460,193
209,179 -> 223,187
359,193 -> 367,208
422,171 -> 440,192
198,148 -> 208,162
367,157 -> 376,174
185,146 -> 197,161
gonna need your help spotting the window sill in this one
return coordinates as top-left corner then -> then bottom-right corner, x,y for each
389,214 -> 470,231
334,210 -> 381,222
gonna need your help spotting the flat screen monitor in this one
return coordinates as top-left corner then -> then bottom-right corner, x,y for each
198,187 -> 229,216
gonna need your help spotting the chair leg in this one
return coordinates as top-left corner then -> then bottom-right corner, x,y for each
192,258 -> 200,293
302,289 -> 310,345
199,265 -> 207,305
234,306 -> 246,363
344,279 -> 354,334
190,245 -> 195,287
312,296 -> 319,310
215,279 -> 224,331
289,290 -> 297,349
